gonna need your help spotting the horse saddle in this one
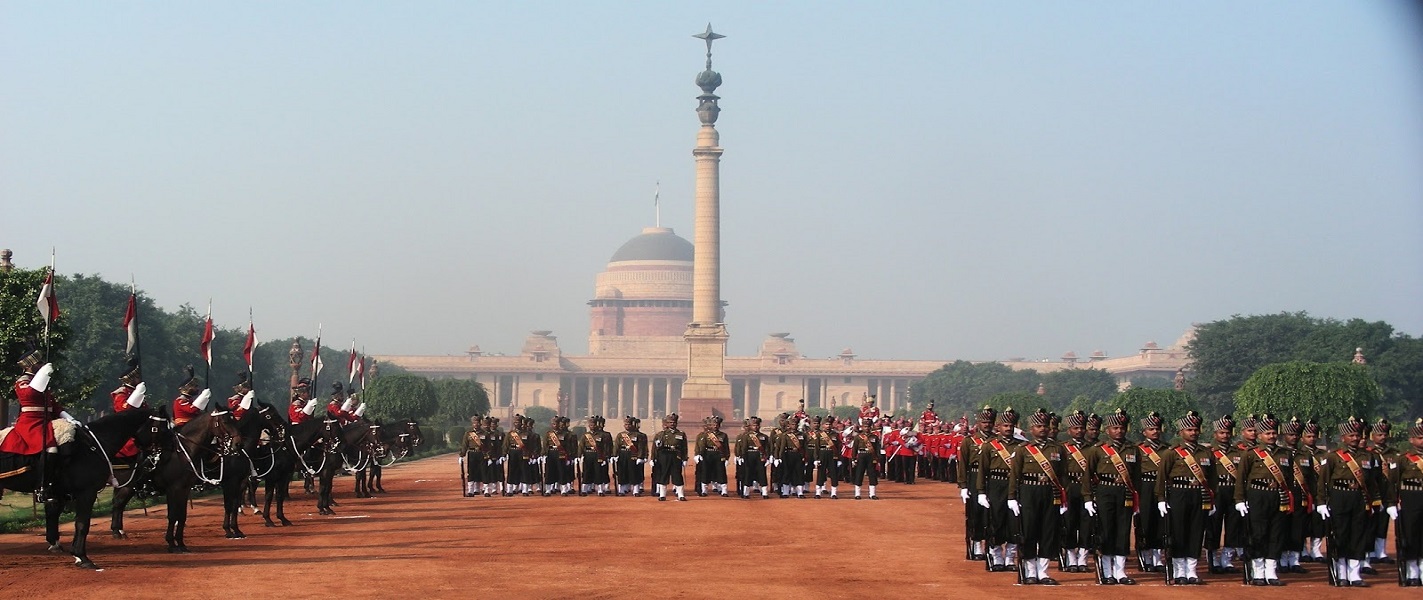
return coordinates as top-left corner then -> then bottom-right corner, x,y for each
0,418 -> 77,449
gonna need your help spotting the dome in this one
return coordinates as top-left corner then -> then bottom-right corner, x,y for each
609,227 -> 694,263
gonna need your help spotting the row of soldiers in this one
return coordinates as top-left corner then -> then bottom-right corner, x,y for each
958,405 -> 1423,587
456,411 -> 891,501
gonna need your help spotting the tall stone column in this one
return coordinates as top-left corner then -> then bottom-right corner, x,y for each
681,24 -> 735,424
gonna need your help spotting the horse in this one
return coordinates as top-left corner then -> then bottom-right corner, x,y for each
0,406 -> 159,569
364,420 -> 423,494
217,402 -> 283,539
257,414 -> 325,527
315,418 -> 378,515
110,407 -> 242,553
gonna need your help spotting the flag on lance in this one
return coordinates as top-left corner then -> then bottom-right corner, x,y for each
358,355 -> 367,389
199,303 -> 215,367
123,292 -> 139,355
242,317 -> 258,371
347,341 -> 359,385
36,267 -> 60,336
311,329 -> 324,376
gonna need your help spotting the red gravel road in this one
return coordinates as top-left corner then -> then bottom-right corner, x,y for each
0,455 -> 1412,598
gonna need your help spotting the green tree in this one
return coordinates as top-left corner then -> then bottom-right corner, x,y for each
0,266 -> 73,423
523,405 -> 556,434
1128,375 -> 1175,390
1234,362 -> 1381,430
1039,368 -> 1119,411
363,374 -> 438,423
984,391 -> 1043,414
1099,388 -> 1198,426
1186,312 -> 1319,413
432,378 -> 490,427
911,361 -> 1038,419
831,405 -> 860,421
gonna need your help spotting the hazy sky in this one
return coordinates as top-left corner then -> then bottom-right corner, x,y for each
3,2 -> 1421,362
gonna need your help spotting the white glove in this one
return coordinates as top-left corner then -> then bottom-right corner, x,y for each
1387,506 -> 1399,520
30,363 -> 55,392
1208,506 -> 1217,516
60,410 -> 81,425
1084,501 -> 1097,517
458,456 -> 464,466
693,455 -> 702,464
1007,500 -> 1021,516
772,458 -> 782,467
636,458 -> 645,465
498,457 -> 506,465
735,457 -> 744,465
960,488 -> 971,503
193,389 -> 212,410
1059,506 -> 1068,515
1317,505 -> 1330,519
598,460 -> 607,466
977,494 -> 990,508
539,456 -> 547,464
303,399 -> 319,415
610,456 -> 619,464
813,460 -> 821,467
354,403 -> 366,417
528,458 -> 537,465
1157,501 -> 1169,517
681,461 -> 687,468
127,382 -> 147,408
574,457 -> 583,466
836,461 -> 843,468
486,460 -> 493,466
239,390 -> 255,410
1235,501 -> 1249,517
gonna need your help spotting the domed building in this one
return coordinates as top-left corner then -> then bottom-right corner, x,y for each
587,226 -> 712,357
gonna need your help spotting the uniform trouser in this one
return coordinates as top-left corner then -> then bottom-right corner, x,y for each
698,452 -> 727,485
743,452 -> 767,486
543,454 -> 565,486
505,452 -> 525,485
653,451 -> 683,485
894,454 -> 916,484
1165,486 -> 1208,557
484,457 -> 504,483
1206,482 -> 1244,549
964,469 -> 984,542
1284,492 -> 1309,550
1136,478 -> 1161,550
615,451 -> 643,485
814,450 -> 839,487
852,454 -> 879,487
984,478 -> 1012,546
1244,487 -> 1288,559
1096,484 -> 1133,555
581,453 -> 608,485
1327,488 -> 1371,559
464,455 -> 483,483
947,457 -> 959,483
1399,489 -> 1423,561
1018,484 -> 1062,559
778,453 -> 804,486
1062,481 -> 1086,548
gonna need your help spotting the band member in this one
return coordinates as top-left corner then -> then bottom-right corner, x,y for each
1083,408 -> 1141,585
1234,414 -> 1297,586
578,416 -> 613,496
1156,411 -> 1215,585
735,417 -> 771,498
807,416 -> 840,499
695,416 -> 731,497
1060,411 -> 1093,572
1012,409 -> 1067,585
859,393 -> 881,422
652,414 -> 688,501
1317,416 -> 1384,587
171,366 -> 208,427
977,407 -> 1021,572
850,419 -> 881,500
960,405 -> 996,561
460,416 -> 483,497
885,422 -> 918,485
1136,411 -> 1168,573
1393,418 -> 1423,586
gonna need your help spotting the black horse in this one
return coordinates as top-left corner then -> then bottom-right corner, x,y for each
315,419 -> 378,515
363,420 -> 423,494
0,407 -> 159,569
217,402 -> 283,539
256,414 -> 325,527
110,407 -> 241,552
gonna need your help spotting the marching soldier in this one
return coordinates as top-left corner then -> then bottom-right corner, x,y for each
1317,416 -> 1384,587
1367,418 -> 1400,569
482,416 -> 506,497
502,415 -> 535,496
1155,410 -> 1215,585
734,416 -> 771,498
577,415 -> 614,496
543,416 -> 577,496
652,414 -> 688,501
612,416 -> 648,496
1136,411 -> 1168,573
1206,414 -> 1245,574
1085,413 -> 1103,447
695,416 -> 731,497
1083,408 -> 1142,585
1393,418 -> 1423,586
807,416 -> 840,499
849,419 -> 881,500
1300,419 -> 1330,562
1060,411 -> 1093,573
773,414 -> 807,498
1011,408 -> 1067,585
459,416 -> 483,497
1279,417 -> 1315,573
1233,414 -> 1296,586
960,406 -> 996,561
976,407 -> 1021,571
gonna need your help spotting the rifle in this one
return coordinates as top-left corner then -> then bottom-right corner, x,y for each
1014,506 -> 1027,584
1089,510 -> 1106,584
1162,515 -> 1174,585
1396,506 -> 1407,587
458,455 -> 467,496
1325,512 -> 1340,586
1240,501 -> 1253,584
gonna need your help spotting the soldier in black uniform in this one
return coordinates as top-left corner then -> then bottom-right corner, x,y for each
977,407 -> 1021,572
613,416 -> 641,496
1206,414 -> 1244,574
1366,418 -> 1400,570
1060,411 -> 1093,573
501,415 -> 532,496
694,416 -> 731,497
543,416 -> 577,496
1136,411 -> 1168,573
1083,408 -> 1141,584
773,414 -> 807,498
1317,416 -> 1384,586
652,414 -> 688,501
1394,418 -> 1423,586
735,416 -> 771,498
1156,410 -> 1215,585
459,415 -> 483,497
849,419 -> 881,500
1301,419 -> 1329,562
807,416 -> 839,499
482,416 -> 506,497
578,415 -> 614,496
1012,409 -> 1067,585
1234,414 -> 1296,585
959,406 -> 996,561
1278,417 -> 1315,573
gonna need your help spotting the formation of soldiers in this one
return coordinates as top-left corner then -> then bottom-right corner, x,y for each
455,396 -> 966,502
957,405 -> 1423,587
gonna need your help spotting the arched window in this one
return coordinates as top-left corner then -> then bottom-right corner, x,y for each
532,389 -> 543,406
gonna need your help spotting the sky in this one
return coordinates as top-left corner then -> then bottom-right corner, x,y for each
3,2 -> 1421,362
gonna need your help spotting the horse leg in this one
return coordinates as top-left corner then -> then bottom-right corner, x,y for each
373,464 -> 385,493
70,489 -> 99,569
228,478 -> 245,539
45,495 -> 64,553
276,477 -> 292,526
319,471 -> 335,515
245,474 -> 259,514
168,491 -> 191,553
110,484 -> 133,539
262,478 -> 277,527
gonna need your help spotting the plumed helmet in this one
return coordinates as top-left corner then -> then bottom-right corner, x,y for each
1175,410 -> 1204,431
177,365 -> 202,396
1242,414 -> 1259,429
1104,408 -> 1130,428
1338,416 -> 1365,437
17,341 -> 44,372
976,405 -> 997,423
292,377 -> 312,391
1257,413 -> 1280,433
1140,411 -> 1164,430
1048,412 -> 1061,427
1065,410 -> 1087,429
120,355 -> 143,386
1302,418 -> 1321,436
1086,413 -> 1103,428
1028,408 -> 1052,427
1212,414 -> 1236,433
996,406 -> 1018,426
331,382 -> 344,397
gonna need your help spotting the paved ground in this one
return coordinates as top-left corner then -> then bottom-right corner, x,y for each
0,455 -> 1412,598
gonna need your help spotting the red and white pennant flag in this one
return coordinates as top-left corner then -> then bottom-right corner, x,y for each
199,302 -> 215,367
36,266 -> 60,336
242,317 -> 258,371
347,340 -> 358,385
122,292 -> 138,354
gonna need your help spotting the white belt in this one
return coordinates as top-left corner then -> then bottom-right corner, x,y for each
20,406 -> 48,413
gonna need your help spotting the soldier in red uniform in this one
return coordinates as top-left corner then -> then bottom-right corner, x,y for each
171,366 -> 208,426
0,347 -> 76,503
326,382 -> 346,420
226,371 -> 255,421
858,394 -> 880,422
111,360 -> 147,460
288,378 -> 314,424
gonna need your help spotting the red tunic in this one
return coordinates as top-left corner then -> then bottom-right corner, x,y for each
0,377 -> 61,455
112,385 -> 141,459
919,410 -> 939,428
858,406 -> 880,422
226,394 -> 248,420
172,395 -> 202,426
289,402 -> 309,425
